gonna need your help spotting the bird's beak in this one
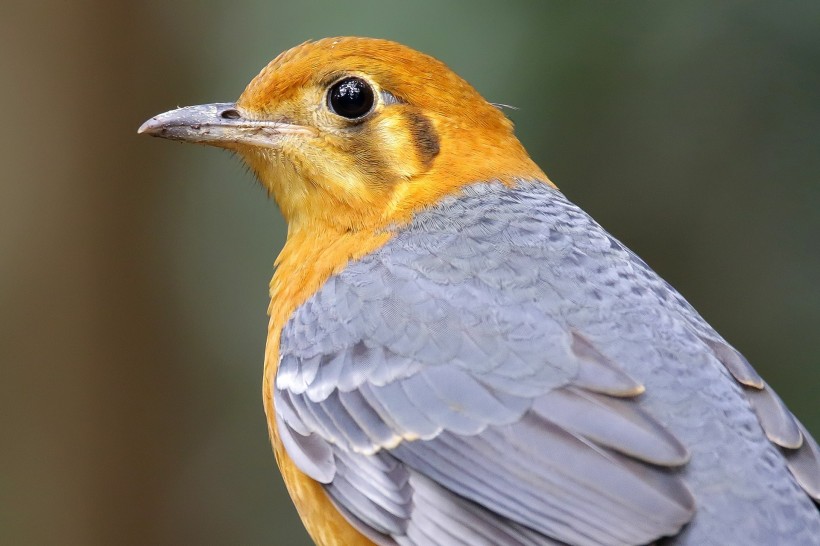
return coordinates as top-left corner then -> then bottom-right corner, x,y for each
138,103 -> 313,148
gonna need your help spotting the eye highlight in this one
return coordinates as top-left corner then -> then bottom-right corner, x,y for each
328,77 -> 375,120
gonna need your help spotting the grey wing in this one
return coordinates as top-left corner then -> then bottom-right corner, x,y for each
275,182 -> 820,546
276,270 -> 694,546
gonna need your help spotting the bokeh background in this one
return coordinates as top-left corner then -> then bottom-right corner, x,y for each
2,1 -> 818,544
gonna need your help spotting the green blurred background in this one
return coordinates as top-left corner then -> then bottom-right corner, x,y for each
2,1 -> 818,544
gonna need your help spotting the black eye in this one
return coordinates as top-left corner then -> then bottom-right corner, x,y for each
328,77 -> 375,119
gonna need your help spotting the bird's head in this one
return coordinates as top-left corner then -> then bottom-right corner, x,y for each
140,37 -> 547,233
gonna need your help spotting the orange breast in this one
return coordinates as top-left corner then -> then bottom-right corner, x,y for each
263,228 -> 392,546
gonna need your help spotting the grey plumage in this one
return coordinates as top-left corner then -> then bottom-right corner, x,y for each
275,181 -> 820,545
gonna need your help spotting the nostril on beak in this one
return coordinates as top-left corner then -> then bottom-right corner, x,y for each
220,108 -> 241,120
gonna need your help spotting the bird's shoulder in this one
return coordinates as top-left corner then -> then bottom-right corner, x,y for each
281,180 -> 711,365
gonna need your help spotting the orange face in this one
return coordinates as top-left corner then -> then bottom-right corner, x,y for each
140,37 -> 547,234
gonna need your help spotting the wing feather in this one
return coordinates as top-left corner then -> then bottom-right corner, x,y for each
533,388 -> 690,465
745,382 -> 803,449
784,420 -> 820,501
275,182 -> 819,545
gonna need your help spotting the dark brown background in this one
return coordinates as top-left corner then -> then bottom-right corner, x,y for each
2,1 -> 818,544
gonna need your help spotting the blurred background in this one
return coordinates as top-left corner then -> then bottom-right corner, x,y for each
2,1 -> 818,544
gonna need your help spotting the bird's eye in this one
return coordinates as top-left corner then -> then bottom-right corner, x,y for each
328,77 -> 375,120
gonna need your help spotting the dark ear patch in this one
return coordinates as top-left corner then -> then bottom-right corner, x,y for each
405,110 -> 440,168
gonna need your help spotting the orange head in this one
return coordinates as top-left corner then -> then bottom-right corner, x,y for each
139,37 -> 548,234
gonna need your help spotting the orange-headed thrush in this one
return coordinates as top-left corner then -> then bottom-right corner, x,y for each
139,38 -> 820,545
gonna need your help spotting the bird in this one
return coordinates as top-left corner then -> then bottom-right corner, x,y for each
139,37 -> 820,546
